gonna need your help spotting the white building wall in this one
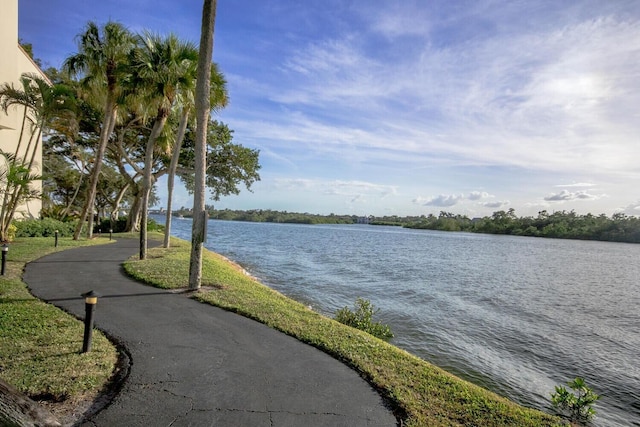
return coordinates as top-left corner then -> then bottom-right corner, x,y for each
0,0 -> 45,219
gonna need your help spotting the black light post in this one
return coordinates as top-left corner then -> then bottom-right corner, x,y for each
81,290 -> 99,353
54,230 -> 59,247
1,244 -> 8,275
109,228 -> 113,240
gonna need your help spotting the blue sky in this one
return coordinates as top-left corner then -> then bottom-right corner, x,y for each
18,0 -> 640,217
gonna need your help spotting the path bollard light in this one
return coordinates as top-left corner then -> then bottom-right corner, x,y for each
109,228 -> 113,240
54,230 -> 59,247
1,244 -> 8,275
81,290 -> 99,353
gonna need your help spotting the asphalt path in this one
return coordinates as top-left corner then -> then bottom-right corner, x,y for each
23,238 -> 397,426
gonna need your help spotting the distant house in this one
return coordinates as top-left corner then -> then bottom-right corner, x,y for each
0,0 -> 49,219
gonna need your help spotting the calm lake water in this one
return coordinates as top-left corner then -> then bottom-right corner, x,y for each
162,217 -> 640,426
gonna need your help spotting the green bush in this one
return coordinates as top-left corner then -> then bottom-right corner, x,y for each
95,218 -> 128,233
13,218 -> 76,237
551,377 -> 599,424
334,298 -> 393,340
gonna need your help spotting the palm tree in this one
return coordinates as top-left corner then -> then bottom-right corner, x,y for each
64,21 -> 134,240
0,73 -> 75,241
129,32 -> 198,259
189,0 -> 217,290
163,62 -> 228,248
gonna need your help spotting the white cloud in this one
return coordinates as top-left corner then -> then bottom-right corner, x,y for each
544,190 -> 601,202
555,182 -> 597,188
468,191 -> 493,201
619,202 -> 640,217
422,194 -> 465,207
483,201 -> 510,209
272,178 -> 397,199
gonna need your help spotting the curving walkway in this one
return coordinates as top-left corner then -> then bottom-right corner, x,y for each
23,238 -> 397,426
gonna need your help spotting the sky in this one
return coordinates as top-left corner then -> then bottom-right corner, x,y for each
17,0 -> 640,217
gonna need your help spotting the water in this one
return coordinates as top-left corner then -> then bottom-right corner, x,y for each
163,217 -> 640,426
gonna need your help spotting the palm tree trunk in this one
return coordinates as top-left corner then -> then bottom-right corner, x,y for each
73,100 -> 116,240
140,114 -> 168,260
189,0 -> 217,290
163,108 -> 190,248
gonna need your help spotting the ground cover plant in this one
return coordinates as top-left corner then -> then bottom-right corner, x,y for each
124,237 -> 565,427
0,236 -> 117,414
334,297 -> 393,340
551,377 -> 599,424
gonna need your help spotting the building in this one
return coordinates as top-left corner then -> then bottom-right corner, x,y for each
0,0 -> 49,219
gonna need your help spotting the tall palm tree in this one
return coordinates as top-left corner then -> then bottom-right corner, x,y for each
163,62 -> 228,249
64,21 -> 134,240
189,0 -> 217,290
129,32 -> 198,259
0,73 -> 75,241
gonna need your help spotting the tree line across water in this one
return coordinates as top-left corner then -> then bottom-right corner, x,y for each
170,207 -> 640,244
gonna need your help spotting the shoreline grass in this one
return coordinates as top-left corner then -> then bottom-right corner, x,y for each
124,237 -> 565,427
0,236 -> 118,413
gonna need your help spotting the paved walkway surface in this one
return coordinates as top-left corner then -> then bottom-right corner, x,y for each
23,238 -> 397,426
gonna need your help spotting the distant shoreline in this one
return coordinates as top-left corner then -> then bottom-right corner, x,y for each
152,209 -> 640,244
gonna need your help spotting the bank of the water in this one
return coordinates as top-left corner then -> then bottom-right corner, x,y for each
124,237 -> 564,427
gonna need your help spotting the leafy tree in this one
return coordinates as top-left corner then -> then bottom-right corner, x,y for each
0,73 -> 75,240
129,32 -> 198,259
178,120 -> 260,201
163,62 -> 228,249
64,21 -> 135,240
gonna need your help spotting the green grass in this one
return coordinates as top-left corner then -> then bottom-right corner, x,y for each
124,238 -> 566,427
0,236 -> 118,402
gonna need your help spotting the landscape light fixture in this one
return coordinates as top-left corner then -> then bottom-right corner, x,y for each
81,290 -> 100,353
1,244 -> 8,275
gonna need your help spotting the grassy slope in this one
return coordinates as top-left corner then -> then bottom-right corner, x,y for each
0,237 -> 118,403
124,237 -> 564,427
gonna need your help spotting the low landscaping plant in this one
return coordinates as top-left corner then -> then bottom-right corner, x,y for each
334,297 -> 393,340
551,377 -> 599,424
13,218 -> 76,238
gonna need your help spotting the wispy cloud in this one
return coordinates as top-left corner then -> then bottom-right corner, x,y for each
468,191 -> 493,201
544,190 -> 603,202
555,183 -> 597,188
261,5 -> 640,178
483,201 -> 510,209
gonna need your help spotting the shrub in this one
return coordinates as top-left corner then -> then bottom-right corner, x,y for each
13,218 -> 76,237
334,298 -> 393,340
4,223 -> 17,242
95,218 -> 128,233
551,377 -> 599,424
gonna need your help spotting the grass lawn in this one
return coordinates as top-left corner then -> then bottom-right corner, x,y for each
124,237 -> 566,427
0,236 -> 118,411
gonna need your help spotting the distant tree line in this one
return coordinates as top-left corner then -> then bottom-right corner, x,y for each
404,208 -> 640,243
169,207 -> 640,244
173,208 -> 357,224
